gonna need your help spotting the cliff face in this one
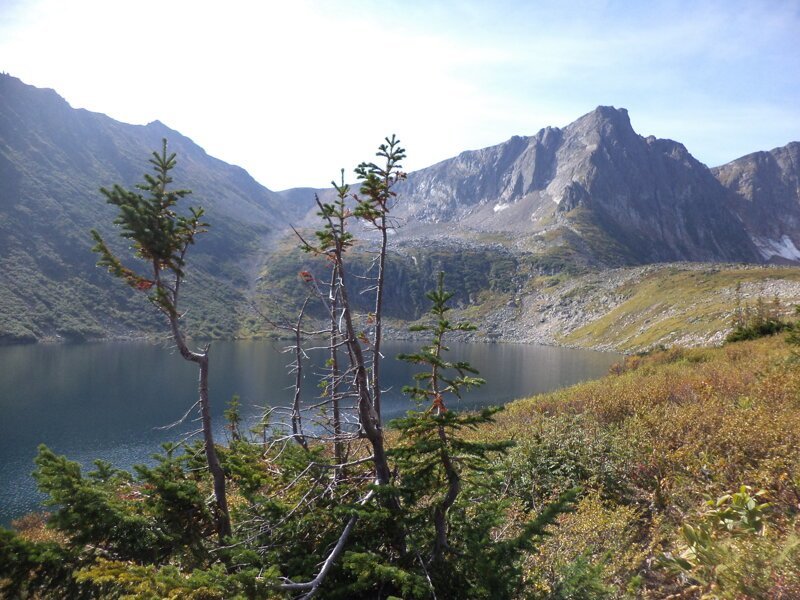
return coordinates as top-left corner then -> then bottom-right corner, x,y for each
391,106 -> 761,264
713,142 -> 800,262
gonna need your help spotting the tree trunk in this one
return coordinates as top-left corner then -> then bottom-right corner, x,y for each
329,267 -> 343,467
291,300 -> 309,450
198,352 -> 232,540
433,425 -> 460,561
337,260 -> 393,486
169,318 -> 231,541
370,221 -> 387,421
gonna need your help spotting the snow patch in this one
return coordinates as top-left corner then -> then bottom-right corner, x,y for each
754,235 -> 800,261
494,202 -> 510,213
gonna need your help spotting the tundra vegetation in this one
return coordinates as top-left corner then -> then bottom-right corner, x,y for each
2,140 -> 800,599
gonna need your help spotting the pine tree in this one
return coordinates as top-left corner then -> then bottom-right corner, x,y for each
353,135 -> 407,421
386,273 -> 574,598
90,140 -> 231,540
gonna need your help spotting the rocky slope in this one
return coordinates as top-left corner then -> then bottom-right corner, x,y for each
386,106 -> 763,265
381,263 -> 800,353
0,74 -> 303,342
713,142 -> 800,262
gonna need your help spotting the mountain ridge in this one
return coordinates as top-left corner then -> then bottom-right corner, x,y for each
3,73 -> 800,344
713,141 -> 800,262
377,105 -> 763,265
0,74 -> 299,342
281,106 -> 798,268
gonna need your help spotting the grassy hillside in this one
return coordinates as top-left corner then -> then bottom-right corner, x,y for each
0,74 -> 294,343
472,334 -> 800,597
559,265 -> 800,351
5,330 -> 799,597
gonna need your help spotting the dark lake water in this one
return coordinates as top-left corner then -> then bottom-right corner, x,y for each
0,339 -> 619,525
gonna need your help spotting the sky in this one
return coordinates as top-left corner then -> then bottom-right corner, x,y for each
1,0 -> 799,190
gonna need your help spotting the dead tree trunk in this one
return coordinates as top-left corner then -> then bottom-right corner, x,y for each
329,266 -> 344,467
336,260 -> 394,489
291,299 -> 310,450
370,219 -> 387,422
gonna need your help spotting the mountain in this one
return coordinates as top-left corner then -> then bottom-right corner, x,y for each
713,142 -> 800,263
269,109 -> 798,333
4,73 -> 800,344
0,74 -> 301,342
386,106 -> 762,265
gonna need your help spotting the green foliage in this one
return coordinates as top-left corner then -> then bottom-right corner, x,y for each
0,528 -> 87,599
391,273 -> 507,549
658,486 -> 800,598
299,135 -> 405,261
33,445 -> 165,563
546,553 -> 615,600
2,440 -> 287,598
91,139 -> 208,317
339,551 -> 430,599
352,134 -> 407,222
92,140 -> 231,540
224,395 -> 243,442
133,444 -> 216,564
503,414 -> 633,509
302,170 -> 354,259
705,485 -> 771,535
524,492 -> 647,598
398,272 -> 486,401
74,558 -> 277,600
727,295 -> 792,343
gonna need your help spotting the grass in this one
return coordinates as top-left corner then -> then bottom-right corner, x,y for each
562,265 -> 800,351
469,334 -> 800,597
6,327 -> 800,597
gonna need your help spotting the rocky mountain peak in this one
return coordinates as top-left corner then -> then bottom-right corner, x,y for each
565,106 -> 641,149
713,141 -> 800,262
571,105 -> 632,134
385,106 -> 761,265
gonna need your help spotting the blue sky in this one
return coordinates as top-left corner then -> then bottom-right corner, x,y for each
1,0 -> 798,189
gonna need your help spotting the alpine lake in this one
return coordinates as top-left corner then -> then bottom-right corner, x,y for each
0,339 -> 619,524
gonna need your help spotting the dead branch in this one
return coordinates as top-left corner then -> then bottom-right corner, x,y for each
272,490 -> 376,599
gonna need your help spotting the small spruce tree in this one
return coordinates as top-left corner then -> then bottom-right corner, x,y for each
385,273 -> 574,598
90,140 -> 231,540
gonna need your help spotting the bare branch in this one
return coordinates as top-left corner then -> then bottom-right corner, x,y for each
309,455 -> 375,470
153,400 -> 201,430
272,490 -> 376,598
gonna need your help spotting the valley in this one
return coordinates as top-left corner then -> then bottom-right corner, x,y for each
3,2 -> 799,596
2,73 -> 800,353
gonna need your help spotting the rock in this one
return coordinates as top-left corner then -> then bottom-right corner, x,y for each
383,105 -> 763,265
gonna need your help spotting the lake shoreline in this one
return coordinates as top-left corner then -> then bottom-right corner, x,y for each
0,328 -> 632,355
0,339 -> 620,525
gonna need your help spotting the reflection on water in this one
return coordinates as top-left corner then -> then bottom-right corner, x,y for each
0,339 -> 618,524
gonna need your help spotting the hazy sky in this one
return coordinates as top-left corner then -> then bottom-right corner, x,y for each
1,0 -> 799,190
